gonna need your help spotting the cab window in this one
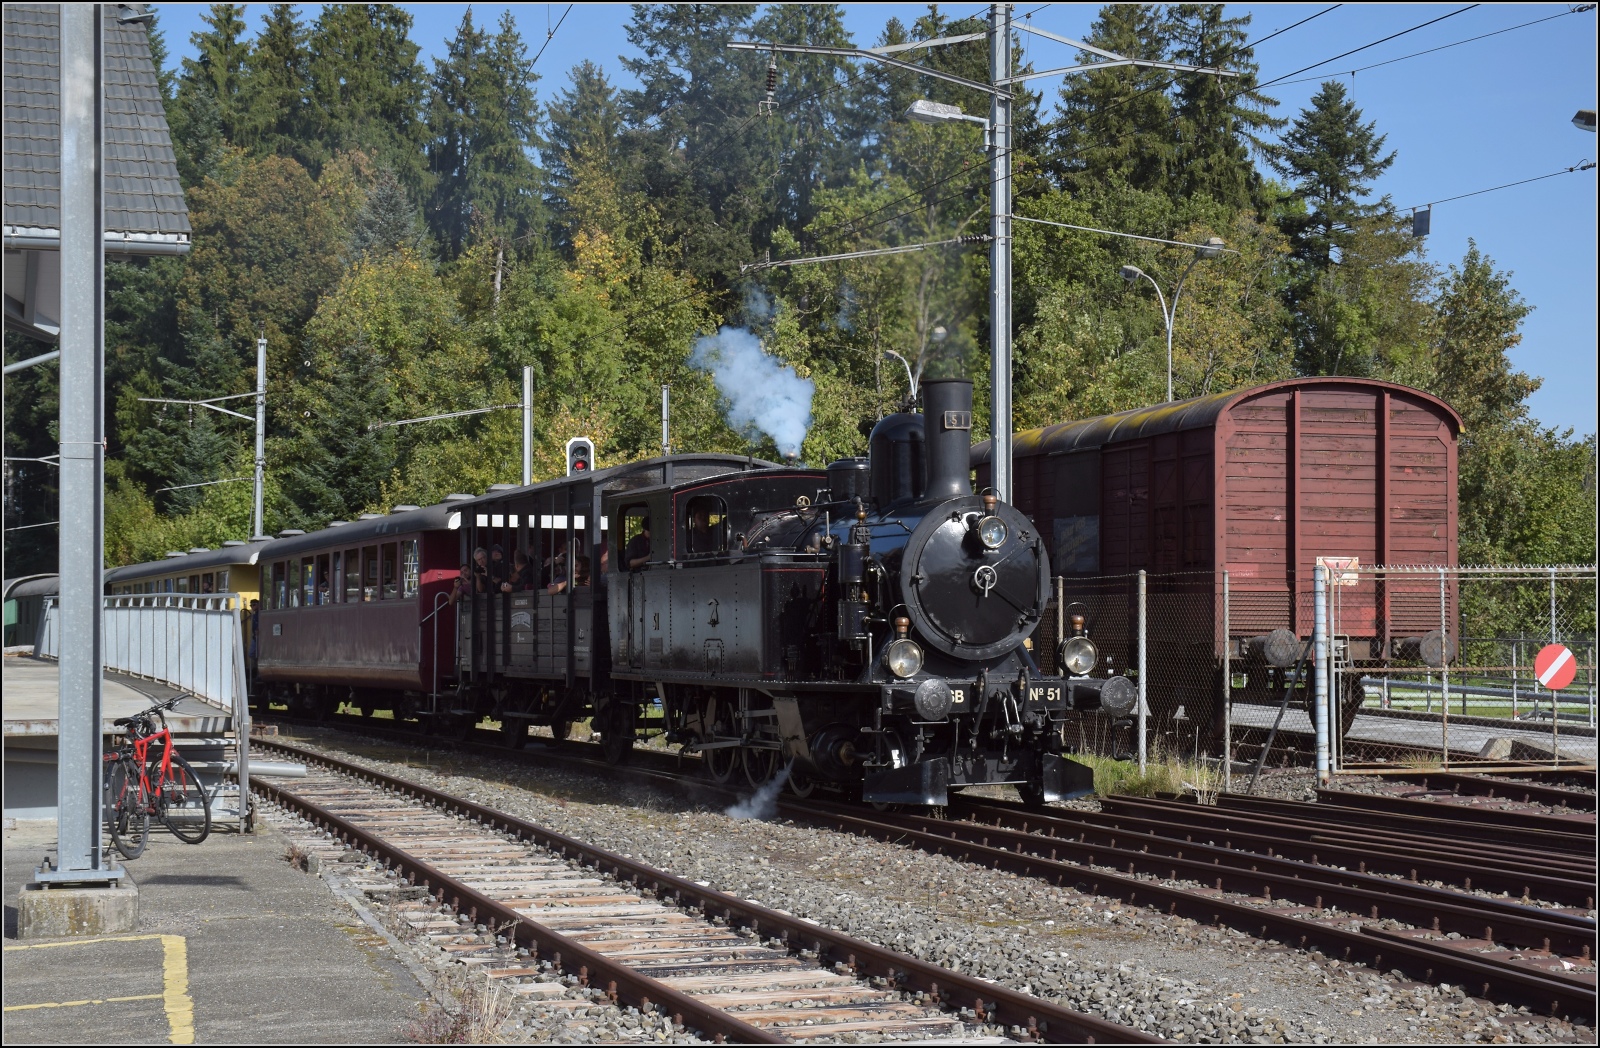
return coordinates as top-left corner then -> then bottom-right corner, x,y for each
619,505 -> 650,571
684,495 -> 729,556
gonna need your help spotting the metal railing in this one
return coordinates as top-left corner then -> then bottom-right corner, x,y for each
38,592 -> 254,829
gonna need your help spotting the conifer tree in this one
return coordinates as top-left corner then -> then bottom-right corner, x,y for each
545,61 -> 627,241
1165,4 -> 1283,210
426,10 -> 544,258
348,168 -> 430,262
176,4 -> 250,145
238,4 -> 310,162
1265,80 -> 1395,269
619,4 -> 764,292
1050,5 -> 1176,197
303,4 -> 429,190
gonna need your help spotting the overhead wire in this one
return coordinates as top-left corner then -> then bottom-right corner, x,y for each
1269,6 -> 1591,88
1404,159 -> 1596,212
801,4 -> 1488,254
529,4 -> 572,68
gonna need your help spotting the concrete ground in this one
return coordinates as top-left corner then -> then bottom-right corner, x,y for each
3,819 -> 427,1044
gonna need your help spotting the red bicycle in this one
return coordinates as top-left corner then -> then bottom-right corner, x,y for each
103,696 -> 212,858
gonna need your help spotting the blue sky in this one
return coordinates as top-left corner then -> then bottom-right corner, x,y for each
155,3 -> 1598,436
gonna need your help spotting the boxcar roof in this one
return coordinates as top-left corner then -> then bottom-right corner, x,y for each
105,540 -> 273,585
972,377 -> 1461,463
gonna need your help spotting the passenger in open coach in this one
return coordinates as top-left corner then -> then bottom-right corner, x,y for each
508,549 -> 534,591
471,548 -> 491,593
572,555 -> 591,588
488,544 -> 510,591
450,563 -> 472,604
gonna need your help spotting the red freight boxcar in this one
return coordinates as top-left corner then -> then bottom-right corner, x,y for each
975,378 -> 1461,744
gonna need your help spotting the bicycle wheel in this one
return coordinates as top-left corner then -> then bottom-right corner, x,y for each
151,749 -> 212,844
106,758 -> 150,860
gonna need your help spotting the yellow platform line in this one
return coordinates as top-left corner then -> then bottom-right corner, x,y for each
5,933 -> 194,1044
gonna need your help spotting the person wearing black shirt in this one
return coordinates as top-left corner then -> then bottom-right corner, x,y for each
625,518 -> 652,570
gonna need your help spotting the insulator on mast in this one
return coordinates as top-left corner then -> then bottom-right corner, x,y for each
759,54 -> 778,115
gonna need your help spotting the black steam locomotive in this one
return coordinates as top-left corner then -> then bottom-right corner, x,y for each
234,378 -> 1134,807
573,378 -> 1132,805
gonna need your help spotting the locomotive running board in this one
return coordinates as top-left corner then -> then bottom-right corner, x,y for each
862,757 -> 950,806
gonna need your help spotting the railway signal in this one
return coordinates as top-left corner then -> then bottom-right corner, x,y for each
565,437 -> 594,476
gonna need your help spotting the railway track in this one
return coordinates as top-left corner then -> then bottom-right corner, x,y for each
250,738 -> 1154,1044
257,714 -> 1597,1025
1326,771 -> 1598,815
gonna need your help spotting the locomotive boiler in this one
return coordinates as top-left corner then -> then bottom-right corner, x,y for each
601,378 -> 1135,806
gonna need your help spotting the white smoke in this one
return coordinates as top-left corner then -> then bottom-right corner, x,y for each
690,327 -> 814,458
725,762 -> 792,821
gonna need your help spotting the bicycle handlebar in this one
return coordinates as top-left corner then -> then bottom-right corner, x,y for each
111,695 -> 186,732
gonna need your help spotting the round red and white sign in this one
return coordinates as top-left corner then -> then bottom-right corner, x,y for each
1534,643 -> 1577,691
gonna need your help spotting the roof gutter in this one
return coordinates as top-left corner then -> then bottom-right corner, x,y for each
3,231 -> 191,256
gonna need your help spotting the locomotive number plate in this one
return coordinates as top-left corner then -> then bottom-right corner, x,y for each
1026,683 -> 1064,706
949,686 -> 968,706
942,410 -> 972,431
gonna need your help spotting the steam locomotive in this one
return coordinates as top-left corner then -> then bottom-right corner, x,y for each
105,379 -> 1134,807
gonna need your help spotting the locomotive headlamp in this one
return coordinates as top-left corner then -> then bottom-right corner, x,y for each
977,515 -> 1007,549
886,638 -> 924,679
1059,635 -> 1099,677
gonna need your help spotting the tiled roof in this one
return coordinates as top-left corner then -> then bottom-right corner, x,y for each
3,3 -> 191,244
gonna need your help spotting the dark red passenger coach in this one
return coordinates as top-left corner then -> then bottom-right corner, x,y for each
976,378 -> 1462,741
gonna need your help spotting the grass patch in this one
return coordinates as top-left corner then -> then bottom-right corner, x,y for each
1072,751 -> 1223,802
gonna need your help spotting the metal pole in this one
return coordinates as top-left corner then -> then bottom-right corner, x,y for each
522,366 -> 533,486
988,2 -> 1013,503
44,3 -> 118,885
1222,569 -> 1231,794
1137,569 -> 1147,773
1549,568 -> 1560,761
253,329 -> 266,538
661,384 -> 671,457
1511,640 -> 1518,719
1312,565 -> 1329,785
1439,566 -> 1450,769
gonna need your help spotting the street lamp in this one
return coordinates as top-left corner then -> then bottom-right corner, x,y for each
1119,236 -> 1226,403
905,99 -> 992,146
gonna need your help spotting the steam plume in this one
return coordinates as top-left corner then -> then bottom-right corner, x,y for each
690,327 -> 814,458
725,763 -> 792,821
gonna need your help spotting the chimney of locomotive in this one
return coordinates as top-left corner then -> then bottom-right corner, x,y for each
921,378 -> 973,501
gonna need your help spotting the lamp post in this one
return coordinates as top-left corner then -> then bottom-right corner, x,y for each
1119,236 -> 1226,403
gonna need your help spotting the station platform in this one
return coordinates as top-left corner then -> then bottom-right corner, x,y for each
3,819 -> 427,1043
3,656 -> 235,821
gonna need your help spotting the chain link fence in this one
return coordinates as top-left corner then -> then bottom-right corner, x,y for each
1045,564 -> 1597,786
1327,564 -> 1596,769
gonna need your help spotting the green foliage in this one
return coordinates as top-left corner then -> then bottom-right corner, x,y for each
426,10 -> 545,257
1265,80 -> 1396,269
9,3 -> 1587,579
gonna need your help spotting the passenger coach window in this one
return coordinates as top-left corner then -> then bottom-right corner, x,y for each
401,539 -> 419,598
344,549 -> 360,602
272,562 -> 285,609
685,495 -> 729,556
330,552 -> 343,604
288,560 -> 300,607
362,546 -> 378,601
300,557 -> 315,606
315,554 -> 331,604
381,543 -> 398,600
217,569 -> 230,593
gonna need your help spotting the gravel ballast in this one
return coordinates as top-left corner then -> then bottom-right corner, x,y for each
270,728 -> 1594,1045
